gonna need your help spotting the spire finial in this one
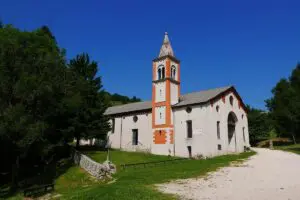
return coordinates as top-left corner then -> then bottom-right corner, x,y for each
159,32 -> 174,57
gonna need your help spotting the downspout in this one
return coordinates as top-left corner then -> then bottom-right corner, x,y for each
120,117 -> 123,150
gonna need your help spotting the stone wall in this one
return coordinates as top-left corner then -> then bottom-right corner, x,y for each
72,149 -> 116,179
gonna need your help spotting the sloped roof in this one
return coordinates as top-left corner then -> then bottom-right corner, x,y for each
173,86 -> 232,107
104,85 -> 236,116
105,101 -> 152,116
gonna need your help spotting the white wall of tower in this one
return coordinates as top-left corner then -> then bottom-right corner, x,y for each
155,82 -> 166,102
155,106 -> 166,125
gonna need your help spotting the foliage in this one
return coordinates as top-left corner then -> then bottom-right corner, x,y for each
103,92 -> 141,106
266,64 -> 300,143
67,53 -> 110,148
247,105 -> 272,145
0,23 -> 110,182
0,24 -> 68,164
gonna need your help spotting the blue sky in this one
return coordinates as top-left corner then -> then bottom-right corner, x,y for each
1,0 -> 300,109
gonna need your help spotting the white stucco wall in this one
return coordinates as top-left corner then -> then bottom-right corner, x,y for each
155,82 -> 166,102
170,82 -> 179,105
107,91 -> 249,158
108,112 -> 152,152
155,106 -> 166,125
173,92 -> 249,158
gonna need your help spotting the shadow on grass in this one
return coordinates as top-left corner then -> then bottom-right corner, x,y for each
0,157 -> 74,199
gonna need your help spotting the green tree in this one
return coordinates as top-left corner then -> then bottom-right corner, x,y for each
68,53 -> 110,148
247,105 -> 272,145
0,24 -> 70,178
266,64 -> 300,143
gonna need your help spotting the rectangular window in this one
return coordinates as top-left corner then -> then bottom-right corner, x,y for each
111,118 -> 115,133
132,129 -> 138,145
217,121 -> 220,139
187,146 -> 192,158
218,144 -> 222,150
243,127 -> 245,142
186,120 -> 193,138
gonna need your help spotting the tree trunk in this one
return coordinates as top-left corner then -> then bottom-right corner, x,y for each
269,139 -> 273,149
291,134 -> 297,144
76,137 -> 80,149
11,156 -> 19,191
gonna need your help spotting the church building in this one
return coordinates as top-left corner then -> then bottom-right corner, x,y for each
105,33 -> 250,158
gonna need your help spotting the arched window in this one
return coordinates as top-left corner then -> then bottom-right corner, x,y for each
162,67 -> 165,79
173,68 -> 176,78
229,96 -> 234,106
158,68 -> 162,80
171,65 -> 176,79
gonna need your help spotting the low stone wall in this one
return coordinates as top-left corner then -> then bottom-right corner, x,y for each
72,149 -> 116,179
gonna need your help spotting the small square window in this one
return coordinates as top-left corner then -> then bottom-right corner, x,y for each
218,144 -> 222,150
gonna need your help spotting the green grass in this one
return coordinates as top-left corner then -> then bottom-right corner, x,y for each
84,149 -> 176,167
274,144 -> 300,155
53,151 -> 255,200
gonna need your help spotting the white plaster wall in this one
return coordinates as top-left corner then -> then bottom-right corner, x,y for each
170,82 -> 178,105
107,117 -> 122,149
108,112 -> 152,152
155,82 -> 166,102
173,92 -> 249,158
155,106 -> 166,125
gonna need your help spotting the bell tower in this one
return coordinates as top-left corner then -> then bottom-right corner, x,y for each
151,32 -> 180,156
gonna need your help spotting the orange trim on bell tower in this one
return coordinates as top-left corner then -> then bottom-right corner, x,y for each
152,32 -> 180,144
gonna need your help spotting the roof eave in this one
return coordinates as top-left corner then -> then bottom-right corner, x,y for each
152,55 -> 180,63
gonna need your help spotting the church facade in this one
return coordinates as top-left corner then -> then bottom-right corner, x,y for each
105,33 -> 250,158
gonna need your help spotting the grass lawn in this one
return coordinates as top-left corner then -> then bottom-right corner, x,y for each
274,144 -> 300,155
84,149 -> 177,167
52,150 -> 255,200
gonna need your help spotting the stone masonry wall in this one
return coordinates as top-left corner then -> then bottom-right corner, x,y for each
72,149 -> 116,179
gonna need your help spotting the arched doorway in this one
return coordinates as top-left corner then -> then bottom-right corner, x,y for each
228,112 -> 238,152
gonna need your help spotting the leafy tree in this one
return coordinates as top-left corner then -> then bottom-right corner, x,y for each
68,53 -> 110,148
40,25 -> 56,41
247,105 -> 272,145
266,64 -> 300,143
0,24 -> 70,178
103,92 -> 141,106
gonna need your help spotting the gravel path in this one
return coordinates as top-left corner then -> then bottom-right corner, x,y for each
158,148 -> 300,200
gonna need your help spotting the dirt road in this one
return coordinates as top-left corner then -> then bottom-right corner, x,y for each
158,148 -> 300,200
